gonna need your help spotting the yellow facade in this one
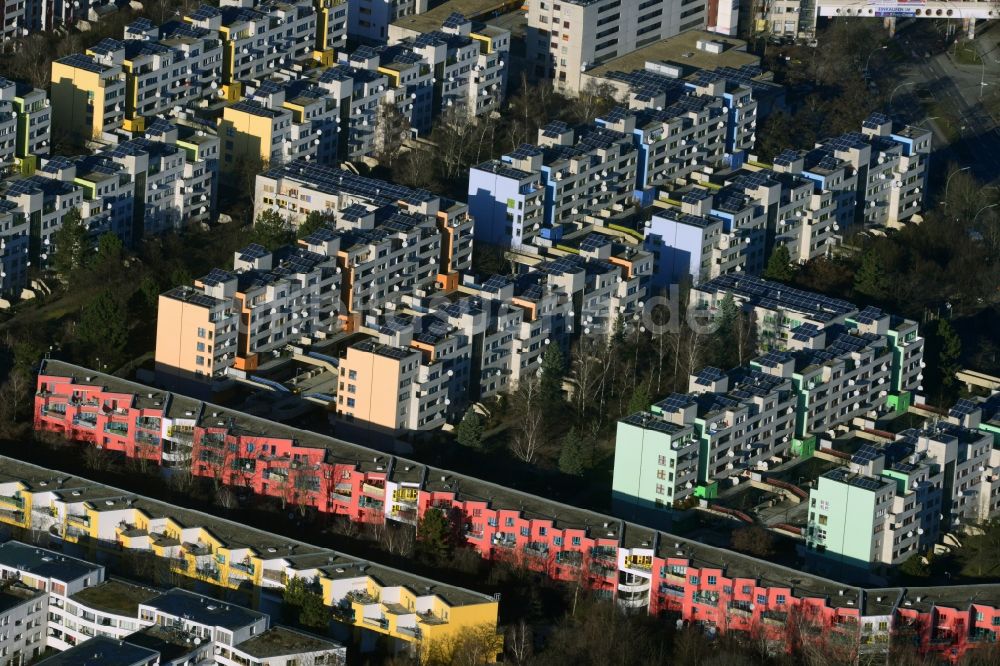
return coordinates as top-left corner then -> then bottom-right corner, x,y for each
0,482 -> 499,657
50,61 -> 107,142
218,104 -> 275,170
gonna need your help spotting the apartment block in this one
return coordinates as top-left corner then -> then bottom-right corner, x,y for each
691,276 -> 924,406
805,420 -> 994,568
0,542 -> 347,665
614,278 -> 924,518
525,0 -> 715,94
0,76 -> 51,171
157,241 -> 339,382
0,456 -> 501,660
643,185 -> 767,286
399,13 -> 509,122
185,1 -> 319,87
347,0 -> 426,42
50,54 -> 127,143
314,64 -> 389,159
37,153 -> 136,246
241,77 -> 341,164
31,365 -> 1000,663
469,122 -> 638,247
0,583 -> 47,664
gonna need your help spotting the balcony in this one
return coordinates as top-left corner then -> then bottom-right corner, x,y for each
388,508 -> 417,525
362,616 -> 389,630
659,583 -> 685,597
968,629 -> 997,643
396,625 -> 421,639
0,494 -> 25,509
231,560 -> 255,575
67,514 -> 90,528
347,590 -> 379,605
728,601 -> 753,617
183,542 -> 212,557
762,611 -> 788,626
589,546 -> 617,562
692,591 -> 719,607
72,416 -> 97,429
464,527 -> 484,540
103,422 -> 129,436
618,579 -> 651,594
492,533 -> 516,549
196,566 -> 221,580
261,569 -> 287,585
135,431 -> 161,446
361,482 -> 385,498
136,417 -> 161,431
617,596 -> 649,610
40,404 -> 67,418
556,551 -> 583,568
358,497 -> 384,511
524,542 -> 549,558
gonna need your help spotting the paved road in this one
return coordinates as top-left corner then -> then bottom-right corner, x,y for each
895,24 -> 1000,183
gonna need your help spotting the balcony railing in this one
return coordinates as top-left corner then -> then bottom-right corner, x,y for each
589,546 -> 617,561
103,422 -> 129,436
261,570 -> 287,585
361,482 -> 385,498
492,534 -> 516,549
396,625 -> 421,639
728,601 -> 753,616
0,495 -> 25,509
556,551 -> 583,567
692,591 -> 719,607
358,497 -> 384,511
524,542 -> 549,557
347,590 -> 378,605
762,611 -> 788,626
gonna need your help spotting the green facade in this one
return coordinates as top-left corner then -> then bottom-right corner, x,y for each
807,476 -> 876,566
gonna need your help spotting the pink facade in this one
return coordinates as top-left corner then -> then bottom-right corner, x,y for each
31,369 -> 1000,661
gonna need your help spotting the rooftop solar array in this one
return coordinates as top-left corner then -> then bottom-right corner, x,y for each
851,443 -> 880,465
756,351 -> 791,368
442,11 -> 467,29
949,399 -> 978,418
790,322 -> 821,338
266,160 -> 435,207
862,112 -> 891,130
481,275 -> 511,293
853,306 -> 884,326
578,234 -> 611,252
698,275 -> 857,323
200,267 -> 234,287
238,243 -> 269,261
58,53 -> 109,74
655,393 -> 696,413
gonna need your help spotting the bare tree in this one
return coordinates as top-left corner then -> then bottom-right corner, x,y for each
505,621 -> 533,666
373,99 -> 411,168
509,377 -> 544,463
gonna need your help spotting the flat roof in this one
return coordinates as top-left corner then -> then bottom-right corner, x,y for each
144,588 -> 265,629
70,580 -> 160,617
0,541 -> 103,583
391,0 -> 510,35
585,30 -> 758,81
235,626 -> 342,658
0,585 -> 43,614
36,636 -> 160,666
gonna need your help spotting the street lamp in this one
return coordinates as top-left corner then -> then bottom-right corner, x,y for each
944,166 -> 972,206
889,82 -> 914,107
864,45 -> 888,80
973,203 -> 998,224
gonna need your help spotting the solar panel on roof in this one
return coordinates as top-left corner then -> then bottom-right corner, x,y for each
949,399 -> 978,418
656,394 -> 694,413
481,275 -> 509,292
578,234 -> 610,252
851,444 -> 880,465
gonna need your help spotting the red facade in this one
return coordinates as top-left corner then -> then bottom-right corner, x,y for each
31,370 -> 1000,660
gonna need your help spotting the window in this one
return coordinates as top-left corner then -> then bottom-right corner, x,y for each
757,595 -> 766,605
657,455 -> 667,466
505,517 -> 514,527
346,398 -> 355,408
197,327 -> 206,338
689,576 -> 699,585
554,536 -> 563,546
196,342 -> 205,352
818,515 -> 828,526
195,356 -> 205,366
707,576 -> 717,585
776,594 -> 786,605
572,536 -> 581,546
348,370 -> 358,380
